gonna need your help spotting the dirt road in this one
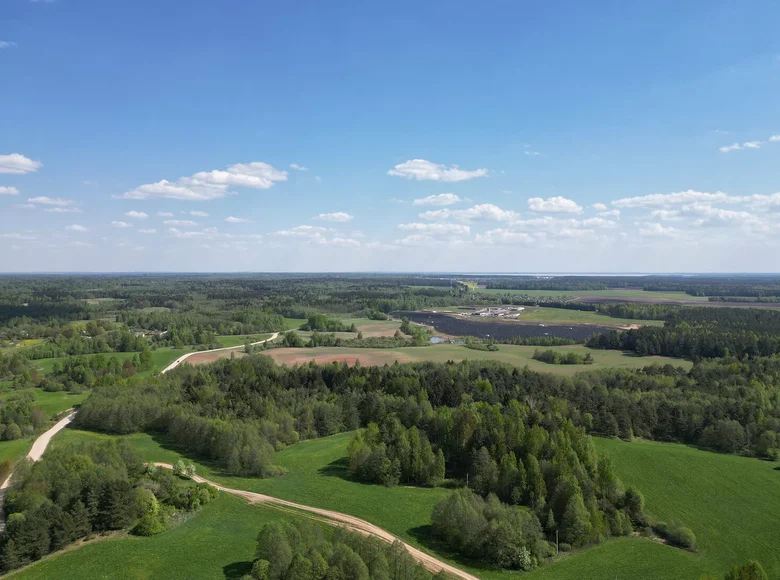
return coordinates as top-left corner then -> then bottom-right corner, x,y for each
154,462 -> 479,580
160,332 -> 280,373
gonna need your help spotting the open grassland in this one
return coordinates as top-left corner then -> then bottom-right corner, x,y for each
0,438 -> 32,464
477,288 -> 709,302
507,306 -> 663,327
32,347 -> 189,378
283,317 -> 307,330
8,494 -> 304,580
0,388 -> 89,416
596,437 -> 780,578
214,333 -> 271,348
54,429 -> 703,580
249,344 -> 692,376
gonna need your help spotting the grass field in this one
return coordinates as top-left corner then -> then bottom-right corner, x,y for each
254,344 -> 691,376
595,437 -> 780,578
52,429 -> 704,580
9,494 -> 306,580
0,438 -> 32,465
476,288 -> 710,302
0,388 -> 89,416
283,317 -> 307,330
32,347 -> 190,378
214,334 -> 272,348
510,306 -> 663,327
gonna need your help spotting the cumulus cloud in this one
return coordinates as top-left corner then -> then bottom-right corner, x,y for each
189,210 -> 209,217
27,196 -> 75,207
598,209 -> 620,218
718,134 -> 780,152
419,203 -> 519,222
163,220 -> 199,227
387,159 -> 487,182
612,190 -> 743,208
649,209 -> 682,221
111,221 -> 132,228
289,163 -> 309,171
313,212 -> 354,222
224,216 -> 252,224
66,224 -> 87,232
157,212 -> 174,217
639,223 -> 680,237
0,41 -> 18,49
271,225 -> 359,247
138,228 -> 157,234
121,161 -> 287,200
0,186 -> 19,195
475,229 -> 535,245
528,196 -> 583,214
592,203 -> 608,211
44,207 -> 82,213
397,222 -> 471,237
125,210 -> 148,219
0,153 -> 41,174
412,193 -> 461,207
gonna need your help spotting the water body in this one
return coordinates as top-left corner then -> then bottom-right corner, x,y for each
402,312 -> 609,341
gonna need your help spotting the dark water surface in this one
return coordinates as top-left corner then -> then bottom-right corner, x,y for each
402,312 -> 609,341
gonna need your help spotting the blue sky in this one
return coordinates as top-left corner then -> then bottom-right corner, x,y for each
2,0 -> 780,272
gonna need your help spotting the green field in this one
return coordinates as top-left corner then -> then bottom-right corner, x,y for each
595,437 -> 780,578
476,288 -> 709,301
32,347 -> 189,378
214,334 -> 272,348
0,438 -> 32,465
508,306 -> 664,327
53,429 -> 705,580
266,344 -> 692,376
8,494 -> 306,580
283,317 -> 307,330
0,388 -> 90,416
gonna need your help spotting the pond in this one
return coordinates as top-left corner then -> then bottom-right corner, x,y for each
401,312 -> 609,341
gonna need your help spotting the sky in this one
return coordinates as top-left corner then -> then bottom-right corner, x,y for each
2,0 -> 780,273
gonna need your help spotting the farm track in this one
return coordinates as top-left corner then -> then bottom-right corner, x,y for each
154,463 -> 479,580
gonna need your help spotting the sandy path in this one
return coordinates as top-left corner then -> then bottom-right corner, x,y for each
160,332 -> 280,373
154,462 -> 478,580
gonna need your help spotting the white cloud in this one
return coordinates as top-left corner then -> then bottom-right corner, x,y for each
313,212 -> 353,222
412,193 -> 461,207
598,209 -> 620,218
387,159 -> 488,182
327,237 -> 361,247
224,216 -> 252,224
189,210 -> 209,217
157,212 -> 174,217
0,41 -> 18,49
27,196 -> 74,207
1,233 -> 36,240
612,190 -> 743,208
718,134 -> 780,152
0,186 -> 19,195
683,204 -> 762,228
163,220 -> 199,227
592,203 -> 608,211
528,196 -> 583,214
111,221 -> 132,228
475,229 -> 535,245
743,141 -> 762,149
0,153 -> 42,174
397,222 -> 471,236
289,163 -> 309,171
770,135 -> 780,142
44,207 -> 82,213
125,210 -> 149,219
138,228 -> 157,234
649,209 -> 682,221
66,224 -> 87,232
419,203 -> 519,222
121,161 -> 287,200
639,223 -> 680,237
274,225 -> 330,237
719,143 -> 743,153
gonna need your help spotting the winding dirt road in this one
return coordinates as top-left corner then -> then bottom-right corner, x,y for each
160,332 -> 280,373
154,463 -> 478,580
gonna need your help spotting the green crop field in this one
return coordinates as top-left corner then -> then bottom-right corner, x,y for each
52,429 -> 705,580
595,437 -> 780,578
264,344 -> 692,376
8,494 -> 307,580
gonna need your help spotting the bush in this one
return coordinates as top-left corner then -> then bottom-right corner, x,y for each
132,513 -> 165,536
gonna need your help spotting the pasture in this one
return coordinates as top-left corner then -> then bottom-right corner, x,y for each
52,429 -> 708,580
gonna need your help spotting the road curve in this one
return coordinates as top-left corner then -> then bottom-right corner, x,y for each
154,463 -> 478,580
160,332 -> 280,374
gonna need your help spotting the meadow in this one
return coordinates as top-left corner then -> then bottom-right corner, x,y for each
476,288 -> 710,302
508,306 -> 663,327
214,333 -> 272,348
49,429 -> 717,580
